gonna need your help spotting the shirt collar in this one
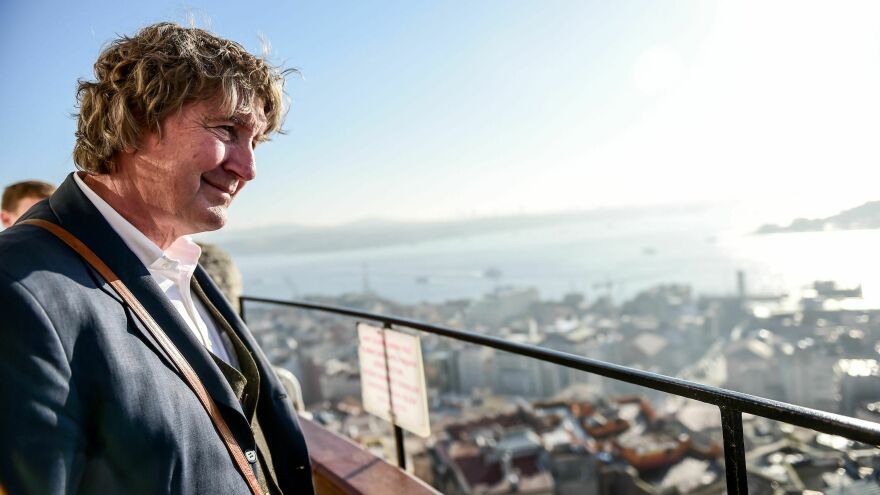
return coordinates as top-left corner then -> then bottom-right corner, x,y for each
73,172 -> 201,272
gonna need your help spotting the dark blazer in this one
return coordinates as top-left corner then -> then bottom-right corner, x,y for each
0,174 -> 313,494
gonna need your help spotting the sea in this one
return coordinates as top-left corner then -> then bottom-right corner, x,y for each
228,204 -> 880,307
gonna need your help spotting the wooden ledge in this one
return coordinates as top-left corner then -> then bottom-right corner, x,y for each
299,416 -> 440,495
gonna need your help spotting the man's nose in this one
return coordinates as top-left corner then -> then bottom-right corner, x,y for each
227,143 -> 257,182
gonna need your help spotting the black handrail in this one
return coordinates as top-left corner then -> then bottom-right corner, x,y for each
240,295 -> 880,494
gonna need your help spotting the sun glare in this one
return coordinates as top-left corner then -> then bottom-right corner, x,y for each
632,45 -> 684,96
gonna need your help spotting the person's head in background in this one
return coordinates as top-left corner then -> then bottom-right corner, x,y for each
1,180 -> 56,228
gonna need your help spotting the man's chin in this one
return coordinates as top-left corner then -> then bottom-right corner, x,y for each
192,207 -> 228,233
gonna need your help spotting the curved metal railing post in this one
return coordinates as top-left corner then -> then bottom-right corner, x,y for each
720,406 -> 749,494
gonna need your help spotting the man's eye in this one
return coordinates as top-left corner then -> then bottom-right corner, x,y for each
215,125 -> 236,140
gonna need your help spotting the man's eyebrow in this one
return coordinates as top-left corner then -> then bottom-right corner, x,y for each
207,114 -> 265,129
237,114 -> 270,134
228,115 -> 251,127
207,114 -> 269,140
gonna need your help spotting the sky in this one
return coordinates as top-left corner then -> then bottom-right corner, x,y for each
3,1 -> 880,230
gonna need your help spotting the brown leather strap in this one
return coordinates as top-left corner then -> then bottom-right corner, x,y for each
22,219 -> 264,495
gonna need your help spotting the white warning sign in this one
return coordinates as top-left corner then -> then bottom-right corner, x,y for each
357,322 -> 430,437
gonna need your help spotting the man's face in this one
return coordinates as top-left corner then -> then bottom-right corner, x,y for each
1,195 -> 44,228
119,98 -> 267,237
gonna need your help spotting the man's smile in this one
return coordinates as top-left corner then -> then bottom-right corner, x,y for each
202,177 -> 238,196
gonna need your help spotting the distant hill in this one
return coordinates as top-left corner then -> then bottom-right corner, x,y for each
207,203 -> 713,255
756,200 -> 880,234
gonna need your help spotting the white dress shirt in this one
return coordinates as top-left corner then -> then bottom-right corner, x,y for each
73,173 -> 235,365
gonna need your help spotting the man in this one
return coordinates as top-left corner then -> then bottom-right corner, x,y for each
0,179 -> 56,228
0,23 -> 313,494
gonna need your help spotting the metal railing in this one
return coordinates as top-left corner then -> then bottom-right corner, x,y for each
240,295 -> 880,495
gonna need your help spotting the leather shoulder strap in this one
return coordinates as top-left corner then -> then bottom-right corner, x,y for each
21,218 -> 264,495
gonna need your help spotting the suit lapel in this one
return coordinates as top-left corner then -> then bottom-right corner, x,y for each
43,173 -> 248,422
192,267 -> 278,392
125,271 -> 249,419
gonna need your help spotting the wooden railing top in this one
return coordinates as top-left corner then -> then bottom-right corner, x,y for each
299,416 -> 440,495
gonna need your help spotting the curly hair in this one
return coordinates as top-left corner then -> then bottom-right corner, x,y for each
74,22 -> 291,174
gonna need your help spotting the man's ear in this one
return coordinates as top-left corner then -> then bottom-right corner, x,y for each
0,210 -> 13,229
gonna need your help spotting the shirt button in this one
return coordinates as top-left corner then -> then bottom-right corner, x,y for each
245,450 -> 257,463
